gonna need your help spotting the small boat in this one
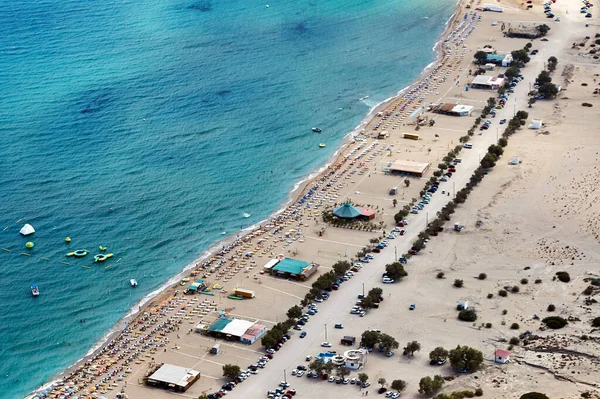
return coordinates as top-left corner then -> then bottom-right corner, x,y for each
312,127 -> 322,133
130,279 -> 138,287
94,253 -> 114,262
66,249 -> 88,257
243,212 -> 251,218
319,143 -> 326,148
31,284 -> 39,296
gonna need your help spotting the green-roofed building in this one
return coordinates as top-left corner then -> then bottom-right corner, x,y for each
270,257 -> 319,281
333,202 -> 362,219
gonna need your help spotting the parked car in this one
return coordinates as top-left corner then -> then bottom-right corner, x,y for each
334,323 -> 344,329
300,331 -> 307,338
321,342 -> 332,347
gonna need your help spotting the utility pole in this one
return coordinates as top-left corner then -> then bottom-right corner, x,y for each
362,283 -> 365,297
496,127 -> 499,141
426,212 -> 429,225
325,324 -> 328,341
394,246 -> 397,260
283,369 -> 287,383
453,182 -> 456,198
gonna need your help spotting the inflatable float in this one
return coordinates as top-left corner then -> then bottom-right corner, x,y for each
94,253 -> 114,262
67,249 -> 89,257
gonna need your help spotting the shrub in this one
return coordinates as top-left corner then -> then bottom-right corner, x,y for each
437,272 -> 445,279
535,279 -> 542,284
592,317 -> 600,327
542,316 -> 568,329
520,393 -> 549,399
509,337 -> 520,345
487,293 -> 493,299
454,279 -> 464,288
582,103 -> 593,107
502,309 -> 508,315
458,308 -> 478,322
511,285 -> 520,293
510,323 -> 520,330
521,278 -> 529,284
583,286 -> 594,295
556,271 -> 570,282
478,273 -> 487,280
485,323 -> 492,328
475,388 -> 483,397
499,289 -> 508,297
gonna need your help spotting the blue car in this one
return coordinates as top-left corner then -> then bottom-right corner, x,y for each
300,331 -> 307,338
409,304 -> 416,310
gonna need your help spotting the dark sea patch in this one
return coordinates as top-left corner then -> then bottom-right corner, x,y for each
188,0 -> 213,12
79,89 -> 114,115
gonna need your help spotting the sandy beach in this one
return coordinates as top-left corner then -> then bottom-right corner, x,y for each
31,1 -> 600,399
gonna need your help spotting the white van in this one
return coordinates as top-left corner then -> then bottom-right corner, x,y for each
463,143 -> 473,149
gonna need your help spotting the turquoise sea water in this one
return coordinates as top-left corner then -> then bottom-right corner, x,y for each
0,0 -> 455,397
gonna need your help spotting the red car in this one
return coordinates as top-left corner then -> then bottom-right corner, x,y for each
448,167 -> 456,172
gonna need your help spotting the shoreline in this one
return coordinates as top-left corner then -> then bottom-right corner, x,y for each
29,1 -> 465,396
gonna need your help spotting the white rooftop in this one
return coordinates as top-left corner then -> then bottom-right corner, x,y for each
148,364 -> 199,387
221,319 -> 255,337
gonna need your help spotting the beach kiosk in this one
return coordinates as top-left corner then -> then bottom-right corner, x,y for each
146,364 -> 200,392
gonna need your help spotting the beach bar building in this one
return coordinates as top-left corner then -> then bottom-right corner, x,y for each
146,364 -> 200,392
271,257 -> 319,280
433,103 -> 474,117
333,203 -> 376,221
207,316 -> 267,344
470,75 -> 505,90
389,160 -> 431,177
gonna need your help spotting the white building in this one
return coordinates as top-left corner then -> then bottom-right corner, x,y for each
495,349 -> 511,364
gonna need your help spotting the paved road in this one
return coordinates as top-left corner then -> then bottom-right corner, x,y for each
227,28 -> 561,399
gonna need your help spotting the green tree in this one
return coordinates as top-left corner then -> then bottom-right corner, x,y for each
378,377 -> 387,388
358,373 -> 369,385
385,262 -> 408,280
511,49 -> 531,66
488,144 -> 504,157
323,361 -> 334,375
222,364 -> 241,381
368,287 -> 383,299
454,279 -> 464,288
515,110 -> 529,121
536,24 -> 550,36
536,70 -> 552,86
309,358 -> 325,374
474,50 -> 488,65
448,346 -> 484,372
429,347 -> 449,363
379,333 -> 400,352
391,379 -> 407,393
505,65 -> 521,80
405,179 -> 411,187
538,83 -> 559,99
480,153 -> 497,169
419,375 -> 445,395
405,340 -> 421,357
199,395 -> 210,399
261,333 -> 278,349
547,56 -> 558,72
286,305 -> 303,320
336,365 -> 350,378
361,330 -> 381,348
332,261 -> 351,277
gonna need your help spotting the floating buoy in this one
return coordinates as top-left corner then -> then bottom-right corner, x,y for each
116,258 -> 121,263
65,237 -> 71,243
266,4 -> 269,7
41,257 -> 49,261
99,246 -> 107,251
82,266 -> 91,269
20,253 -> 31,256
2,248 -> 11,252
319,143 -> 326,148
26,242 -> 34,249
61,261 -> 69,265
3,226 -> 8,231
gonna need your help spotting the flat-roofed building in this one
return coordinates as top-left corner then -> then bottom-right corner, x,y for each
146,364 -> 200,392
389,160 -> 431,177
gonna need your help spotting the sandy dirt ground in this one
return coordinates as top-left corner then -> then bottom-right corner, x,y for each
36,1 -> 600,399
